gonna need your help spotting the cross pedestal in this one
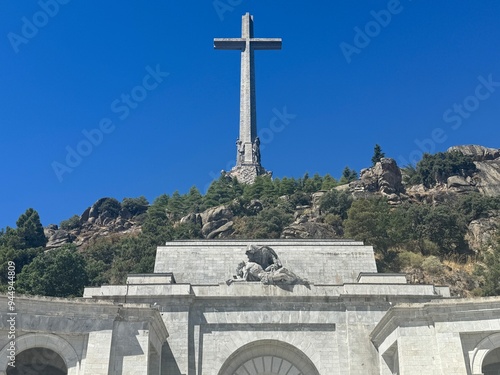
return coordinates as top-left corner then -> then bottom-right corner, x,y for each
214,13 -> 282,184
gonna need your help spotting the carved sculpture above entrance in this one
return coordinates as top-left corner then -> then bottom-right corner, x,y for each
227,245 -> 308,286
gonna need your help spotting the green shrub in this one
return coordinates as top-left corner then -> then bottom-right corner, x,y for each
454,193 -> 500,222
319,189 -> 353,220
397,251 -> 425,269
97,198 -> 121,218
17,245 -> 89,297
344,198 -> 392,254
60,215 -> 80,230
407,151 -> 477,187
477,239 -> 500,296
234,207 -> 293,239
122,196 -> 149,216
421,256 -> 444,274
324,214 -> 342,227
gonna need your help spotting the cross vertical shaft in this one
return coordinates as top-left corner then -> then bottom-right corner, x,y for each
214,13 -> 282,179
240,13 -> 257,160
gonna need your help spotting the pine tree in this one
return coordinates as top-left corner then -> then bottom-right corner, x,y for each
339,167 -> 357,184
371,144 -> 385,166
15,208 -> 47,249
185,186 -> 203,213
321,174 -> 338,190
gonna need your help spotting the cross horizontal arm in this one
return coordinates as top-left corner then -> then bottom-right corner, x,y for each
250,38 -> 282,50
214,38 -> 246,50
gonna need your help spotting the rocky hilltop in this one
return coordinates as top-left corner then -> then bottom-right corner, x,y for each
44,145 -> 500,252
38,145 -> 500,297
348,145 -> 500,201
448,145 -> 500,196
44,197 -> 143,249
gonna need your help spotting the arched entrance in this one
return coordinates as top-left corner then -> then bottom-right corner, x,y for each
483,347 -> 500,375
6,348 -> 67,375
218,340 -> 320,375
471,333 -> 500,375
0,333 -> 79,375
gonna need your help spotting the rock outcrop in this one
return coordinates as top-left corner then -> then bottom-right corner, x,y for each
281,196 -> 343,239
45,198 -> 143,248
446,175 -> 479,193
448,145 -> 500,161
311,191 -> 326,216
44,225 -> 77,249
405,183 -> 457,205
74,198 -> 142,246
281,221 -> 339,239
336,146 -> 500,204
343,158 -> 405,204
180,204 -> 236,239
448,145 -> 500,196
466,212 -> 499,252
403,146 -> 500,203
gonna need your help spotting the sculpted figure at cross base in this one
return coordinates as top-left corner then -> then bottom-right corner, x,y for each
252,137 -> 261,164
226,245 -> 307,286
236,139 -> 245,164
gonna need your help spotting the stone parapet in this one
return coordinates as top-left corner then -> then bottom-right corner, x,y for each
154,239 -> 377,285
83,281 -> 449,301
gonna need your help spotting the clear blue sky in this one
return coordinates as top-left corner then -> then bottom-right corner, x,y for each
1,1 -> 500,229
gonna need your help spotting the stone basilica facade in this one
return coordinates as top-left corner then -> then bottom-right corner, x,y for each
1,239 -> 500,374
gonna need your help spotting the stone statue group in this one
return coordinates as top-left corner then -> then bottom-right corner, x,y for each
227,245 -> 307,286
236,137 -> 261,165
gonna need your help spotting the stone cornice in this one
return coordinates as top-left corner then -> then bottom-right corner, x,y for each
0,294 -> 168,336
370,296 -> 500,348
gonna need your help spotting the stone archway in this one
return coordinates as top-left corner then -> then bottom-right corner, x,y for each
482,347 -> 500,375
218,340 -> 320,375
471,333 -> 500,375
6,348 -> 67,375
0,333 -> 79,375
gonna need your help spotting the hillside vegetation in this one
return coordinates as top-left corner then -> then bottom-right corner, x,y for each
1,145 -> 500,298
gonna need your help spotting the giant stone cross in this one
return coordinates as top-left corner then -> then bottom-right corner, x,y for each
214,13 -> 282,184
